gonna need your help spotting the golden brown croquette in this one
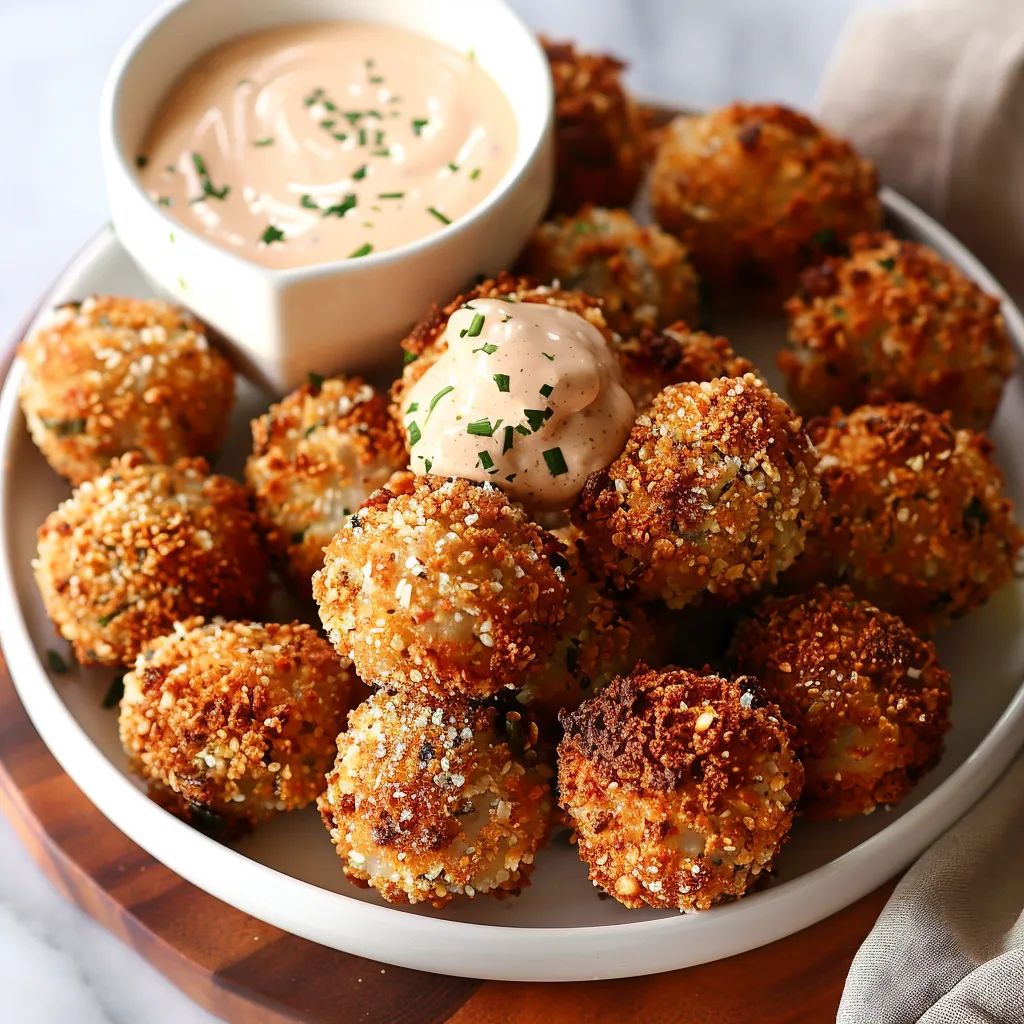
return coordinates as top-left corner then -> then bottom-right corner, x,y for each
779,232 -> 1015,429
34,454 -> 269,667
521,206 -> 699,335
313,474 -> 569,698
246,375 -> 407,594
119,618 -> 359,829
558,666 -> 803,911
318,689 -> 553,907
792,402 -> 1022,634
19,296 -> 234,485
650,104 -> 881,307
573,374 -> 822,607
733,586 -> 951,821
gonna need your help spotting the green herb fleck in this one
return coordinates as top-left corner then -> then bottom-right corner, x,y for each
254,137 -> 275,147
378,192 -> 405,200
524,409 -> 548,432
260,224 -> 285,245
41,417 -> 87,437
157,196 -> 173,207
427,206 -> 452,225
466,313 -> 485,337
543,447 -> 568,477
323,193 -> 357,218
349,242 -> 374,258
191,152 -> 230,200
406,402 -> 420,413
46,649 -> 69,674
477,450 -> 495,471
333,132 -> 348,142
502,425 -> 514,455
98,603 -> 130,628
878,257 -> 897,271
102,674 -> 125,709
470,167 -> 482,180
412,118 -> 429,136
505,473 -> 517,483
308,371 -> 325,392
422,457 -> 433,473
539,384 -> 554,398
542,352 -> 555,361
428,385 -> 455,416
136,155 -> 148,169
467,418 -> 496,436
473,343 -> 498,355
408,421 -> 422,446
358,128 -> 368,146
403,350 -> 419,365
300,194 -> 320,210
448,162 -> 459,172
493,373 -> 510,392
352,164 -> 368,181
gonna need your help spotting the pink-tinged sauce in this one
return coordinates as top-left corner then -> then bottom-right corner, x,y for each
137,23 -> 518,269
403,299 -> 636,512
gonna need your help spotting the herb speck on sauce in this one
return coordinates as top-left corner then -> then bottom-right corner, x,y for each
260,224 -> 286,245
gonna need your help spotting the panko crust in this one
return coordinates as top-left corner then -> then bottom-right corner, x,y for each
520,205 -> 700,335
573,374 -> 822,607
794,403 -> 1022,634
390,273 -> 612,425
119,619 -> 359,827
734,586 -> 951,821
318,690 -> 553,907
246,375 -> 407,593
33,454 -> 270,667
541,38 -> 650,216
313,475 -> 569,698
19,296 -> 235,486
558,667 -> 803,911
614,321 -> 757,412
650,104 -> 881,307
779,232 -> 1015,429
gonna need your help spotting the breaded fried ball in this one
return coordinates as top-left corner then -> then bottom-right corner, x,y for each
119,619 -> 358,829
34,454 -> 269,667
19,296 -> 234,486
614,322 -> 757,411
521,206 -> 699,335
795,403 -> 1022,634
733,586 -> 951,821
313,474 -> 569,698
558,666 -> 803,911
650,104 -> 881,306
573,374 -> 822,608
779,232 -> 1015,429
391,273 -> 612,425
318,689 -> 553,907
246,375 -> 406,593
541,38 -> 649,215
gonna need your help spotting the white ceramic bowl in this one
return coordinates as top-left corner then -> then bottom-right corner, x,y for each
100,0 -> 554,393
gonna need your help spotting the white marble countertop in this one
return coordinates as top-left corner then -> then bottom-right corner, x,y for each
0,2 -> 874,1020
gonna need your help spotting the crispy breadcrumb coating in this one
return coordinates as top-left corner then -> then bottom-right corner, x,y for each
19,296 -> 234,486
318,689 -> 553,907
119,619 -> 359,828
614,322 -> 757,412
573,374 -> 822,607
541,38 -> 649,215
390,273 -> 612,427
521,206 -> 699,335
246,375 -> 406,594
734,586 -> 951,821
792,403 -> 1022,634
558,666 -> 803,911
650,104 -> 881,306
779,232 -> 1015,429
33,454 -> 269,667
313,474 -> 569,698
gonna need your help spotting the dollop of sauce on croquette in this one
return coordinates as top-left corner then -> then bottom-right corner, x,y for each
401,298 -> 636,511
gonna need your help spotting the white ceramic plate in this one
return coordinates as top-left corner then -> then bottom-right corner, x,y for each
2,189 -> 1024,981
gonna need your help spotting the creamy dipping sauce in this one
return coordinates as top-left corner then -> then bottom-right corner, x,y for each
137,23 -> 518,268
403,299 -> 636,511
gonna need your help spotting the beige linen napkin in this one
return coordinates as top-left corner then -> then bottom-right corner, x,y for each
820,2 -> 1024,1018
818,0 -> 1024,306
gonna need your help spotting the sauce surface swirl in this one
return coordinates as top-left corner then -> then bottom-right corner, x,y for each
403,298 -> 636,511
138,23 -> 517,268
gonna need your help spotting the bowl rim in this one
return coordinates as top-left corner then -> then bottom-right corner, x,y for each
3,190 -> 1024,980
99,0 -> 554,283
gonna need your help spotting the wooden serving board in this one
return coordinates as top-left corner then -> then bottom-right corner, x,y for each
0,646 -> 894,1024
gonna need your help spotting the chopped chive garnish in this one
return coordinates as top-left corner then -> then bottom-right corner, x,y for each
323,193 -> 357,218
98,603 -> 130,628
412,118 -> 429,136
878,257 -> 896,271
102,674 -> 125,709
260,224 -> 285,245
165,164 -> 177,173
379,192 -> 405,199
373,148 -> 391,157
493,373 -> 510,392
349,242 -> 373,258
191,152 -> 230,200
473,343 -> 499,355
305,88 -> 325,107
308,372 -> 325,392
358,128 -> 368,146
136,155 -> 148,169
470,167 -> 482,180
324,100 -> 337,112
505,473 -> 517,483
369,75 -> 384,84
423,457 -> 433,473
515,425 -> 530,436
428,385 -> 455,416
542,352 -> 555,361
543,447 -> 568,477
466,313 -> 485,337
524,409 -> 548,432
403,350 -> 419,365
321,119 -> 336,129
427,206 -> 452,225
539,384 -> 554,397
157,196 -> 173,207
333,132 -> 348,142
300,194 -> 319,209
467,419 -> 496,436
254,137 -> 275,147
478,451 -> 495,471
352,164 -> 368,181
407,401 -> 420,413
448,162 -> 459,172
343,111 -> 362,124
375,130 -> 385,145
408,421 -> 422,446
502,425 -> 515,454
46,649 -> 69,674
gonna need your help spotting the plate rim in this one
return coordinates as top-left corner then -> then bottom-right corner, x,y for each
2,197 -> 1024,980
